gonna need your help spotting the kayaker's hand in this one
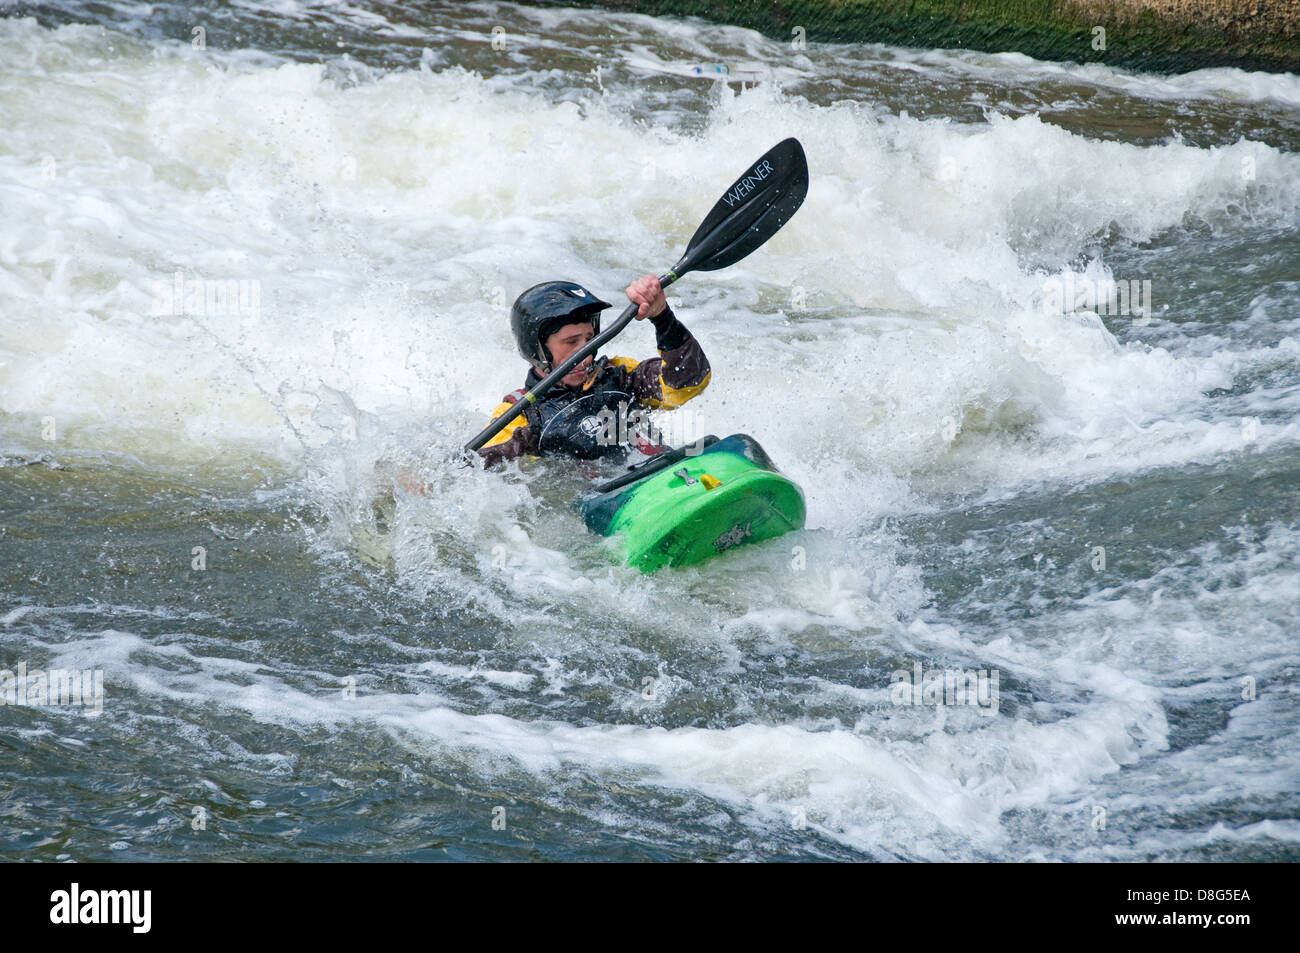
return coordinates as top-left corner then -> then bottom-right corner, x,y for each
627,275 -> 666,320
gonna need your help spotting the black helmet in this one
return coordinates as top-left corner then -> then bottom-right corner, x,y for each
511,280 -> 611,372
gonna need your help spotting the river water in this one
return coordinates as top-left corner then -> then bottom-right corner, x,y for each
2,0 -> 1298,862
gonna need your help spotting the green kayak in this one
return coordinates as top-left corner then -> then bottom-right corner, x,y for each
578,434 -> 805,571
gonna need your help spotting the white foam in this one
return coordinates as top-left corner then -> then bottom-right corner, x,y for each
3,19 -> 1297,480
30,625 -> 1177,857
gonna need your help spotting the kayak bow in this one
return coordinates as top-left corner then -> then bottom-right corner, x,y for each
579,434 -> 805,571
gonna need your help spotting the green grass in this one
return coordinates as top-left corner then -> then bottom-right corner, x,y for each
539,0 -> 1300,74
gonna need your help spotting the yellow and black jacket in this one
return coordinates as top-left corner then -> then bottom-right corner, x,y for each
478,305 -> 710,468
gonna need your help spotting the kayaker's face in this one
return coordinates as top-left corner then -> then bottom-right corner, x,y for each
545,321 -> 596,388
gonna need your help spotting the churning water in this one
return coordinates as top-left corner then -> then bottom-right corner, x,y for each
2,0 -> 1298,861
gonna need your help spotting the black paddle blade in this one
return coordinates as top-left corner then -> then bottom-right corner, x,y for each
676,138 -> 809,275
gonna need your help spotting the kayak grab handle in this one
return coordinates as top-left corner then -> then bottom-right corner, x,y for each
592,435 -> 720,495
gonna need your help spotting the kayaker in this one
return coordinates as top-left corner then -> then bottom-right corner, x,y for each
476,276 -> 711,468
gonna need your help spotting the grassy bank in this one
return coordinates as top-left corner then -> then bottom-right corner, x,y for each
535,0 -> 1299,74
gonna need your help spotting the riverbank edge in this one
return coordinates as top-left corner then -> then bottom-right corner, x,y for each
524,0 -> 1299,75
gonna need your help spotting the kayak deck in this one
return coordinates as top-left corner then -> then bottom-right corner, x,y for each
578,434 -> 805,571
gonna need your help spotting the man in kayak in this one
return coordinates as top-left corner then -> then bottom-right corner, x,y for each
476,275 -> 711,469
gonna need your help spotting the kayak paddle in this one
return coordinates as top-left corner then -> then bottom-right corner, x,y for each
464,136 -> 809,455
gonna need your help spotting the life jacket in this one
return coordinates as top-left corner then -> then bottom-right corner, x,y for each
512,358 -> 665,460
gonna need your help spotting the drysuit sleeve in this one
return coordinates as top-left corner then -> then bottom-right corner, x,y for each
607,305 -> 711,409
476,396 -> 539,469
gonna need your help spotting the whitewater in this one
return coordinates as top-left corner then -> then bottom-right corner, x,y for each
2,0 -> 1297,861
